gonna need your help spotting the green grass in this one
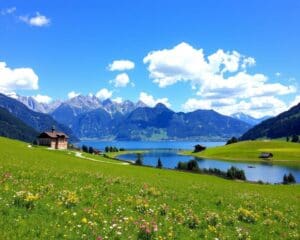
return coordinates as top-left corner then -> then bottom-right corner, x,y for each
0,137 -> 299,239
182,141 -> 300,168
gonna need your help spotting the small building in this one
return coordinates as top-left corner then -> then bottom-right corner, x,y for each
259,152 -> 273,159
37,127 -> 69,149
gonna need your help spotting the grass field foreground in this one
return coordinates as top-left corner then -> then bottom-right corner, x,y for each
0,137 -> 299,239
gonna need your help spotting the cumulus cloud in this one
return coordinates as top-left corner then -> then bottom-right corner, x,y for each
20,12 -> 50,27
139,92 -> 171,108
108,60 -> 135,71
32,94 -> 52,103
95,88 -> 112,100
143,42 -> 296,99
0,62 -> 39,93
289,95 -> 300,108
182,96 -> 287,118
112,73 -> 130,87
1,7 -> 16,15
68,91 -> 80,99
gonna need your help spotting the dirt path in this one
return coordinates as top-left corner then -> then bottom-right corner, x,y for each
73,152 -> 130,165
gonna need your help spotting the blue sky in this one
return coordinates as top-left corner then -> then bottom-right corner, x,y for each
0,0 -> 299,117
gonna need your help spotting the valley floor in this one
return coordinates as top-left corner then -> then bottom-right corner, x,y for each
0,137 -> 299,239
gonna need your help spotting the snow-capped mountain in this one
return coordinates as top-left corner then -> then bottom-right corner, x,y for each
231,112 -> 270,126
8,94 -> 61,113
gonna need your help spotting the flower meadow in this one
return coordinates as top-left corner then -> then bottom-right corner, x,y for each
0,137 -> 299,239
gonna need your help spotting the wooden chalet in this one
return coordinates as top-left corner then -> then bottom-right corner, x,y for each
37,127 -> 69,149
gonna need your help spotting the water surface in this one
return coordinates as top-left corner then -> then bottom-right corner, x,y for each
80,140 -> 300,184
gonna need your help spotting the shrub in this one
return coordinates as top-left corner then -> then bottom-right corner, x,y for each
227,166 -> 246,180
193,144 -> 206,153
176,161 -> 187,170
187,159 -> 199,171
226,137 -> 238,145
291,135 -> 299,143
283,173 -> 296,184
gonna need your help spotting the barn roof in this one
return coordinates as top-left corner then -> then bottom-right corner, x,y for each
38,131 -> 69,139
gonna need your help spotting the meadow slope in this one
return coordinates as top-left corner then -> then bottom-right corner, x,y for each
183,141 -> 300,168
0,137 -> 299,239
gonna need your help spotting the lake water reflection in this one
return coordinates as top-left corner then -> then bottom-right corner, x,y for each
80,140 -> 300,184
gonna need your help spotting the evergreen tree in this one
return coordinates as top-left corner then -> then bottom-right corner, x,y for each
88,146 -> 94,154
287,173 -> 296,183
135,153 -> 143,165
291,135 -> 299,143
156,157 -> 163,168
82,145 -> 88,153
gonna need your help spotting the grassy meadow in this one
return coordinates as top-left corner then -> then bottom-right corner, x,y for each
183,141 -> 300,168
0,137 -> 299,239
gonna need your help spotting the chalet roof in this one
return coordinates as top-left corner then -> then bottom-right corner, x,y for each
38,131 -> 69,139
259,152 -> 273,158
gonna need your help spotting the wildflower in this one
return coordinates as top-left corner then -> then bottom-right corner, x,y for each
81,217 -> 88,224
237,208 -> 259,223
58,190 -> 79,208
13,190 -> 39,209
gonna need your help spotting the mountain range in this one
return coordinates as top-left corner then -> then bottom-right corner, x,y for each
4,93 -> 285,141
241,102 -> 300,140
0,94 -> 77,142
47,96 -> 252,141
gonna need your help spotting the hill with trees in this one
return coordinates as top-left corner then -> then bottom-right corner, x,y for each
240,103 -> 300,140
0,107 -> 38,142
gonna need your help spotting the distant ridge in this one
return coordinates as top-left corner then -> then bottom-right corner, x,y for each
231,112 -> 270,126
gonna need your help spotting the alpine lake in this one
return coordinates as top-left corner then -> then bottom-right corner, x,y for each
80,140 -> 300,184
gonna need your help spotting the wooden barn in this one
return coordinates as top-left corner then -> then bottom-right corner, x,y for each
37,127 -> 69,149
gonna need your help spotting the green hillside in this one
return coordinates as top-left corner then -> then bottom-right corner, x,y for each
184,141 -> 300,167
241,103 -> 300,140
0,107 -> 38,142
0,137 -> 299,239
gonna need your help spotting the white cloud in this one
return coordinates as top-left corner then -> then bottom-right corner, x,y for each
95,88 -> 112,100
32,94 -> 52,103
0,62 -> 39,93
112,97 -> 123,103
139,92 -> 171,108
20,12 -> 50,27
1,7 -> 16,15
143,42 -> 296,99
275,72 -> 281,77
108,60 -> 135,71
113,73 -> 130,87
289,95 -> 300,108
68,91 -> 80,99
182,96 -> 287,118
